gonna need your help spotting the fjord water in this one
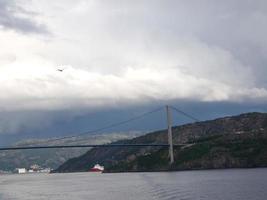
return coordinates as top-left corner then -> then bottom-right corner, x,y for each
0,168 -> 267,200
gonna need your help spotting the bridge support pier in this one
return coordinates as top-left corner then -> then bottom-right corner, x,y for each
166,105 -> 174,164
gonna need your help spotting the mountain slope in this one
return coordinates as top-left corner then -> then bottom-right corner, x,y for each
0,133 -> 138,171
54,112 -> 267,173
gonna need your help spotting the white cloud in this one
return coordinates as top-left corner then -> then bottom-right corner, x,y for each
0,49 -> 266,112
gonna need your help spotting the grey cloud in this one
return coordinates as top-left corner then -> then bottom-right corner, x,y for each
1,100 -> 267,145
0,0 -> 49,34
98,0 -> 267,86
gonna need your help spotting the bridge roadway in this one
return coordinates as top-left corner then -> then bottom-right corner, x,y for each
0,143 -> 188,151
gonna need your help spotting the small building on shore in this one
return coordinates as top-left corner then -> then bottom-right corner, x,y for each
16,168 -> 27,174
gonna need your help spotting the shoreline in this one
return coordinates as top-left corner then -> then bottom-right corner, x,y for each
52,166 -> 267,174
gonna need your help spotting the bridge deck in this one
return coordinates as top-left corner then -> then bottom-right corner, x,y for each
0,143 -> 186,151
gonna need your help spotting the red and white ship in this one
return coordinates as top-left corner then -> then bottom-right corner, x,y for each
89,164 -> 104,172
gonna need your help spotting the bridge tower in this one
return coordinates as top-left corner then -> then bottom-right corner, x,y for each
166,105 -> 174,164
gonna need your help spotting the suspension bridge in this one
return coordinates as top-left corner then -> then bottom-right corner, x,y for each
0,105 -> 200,164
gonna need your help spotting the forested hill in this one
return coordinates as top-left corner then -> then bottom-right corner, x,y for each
54,112 -> 267,173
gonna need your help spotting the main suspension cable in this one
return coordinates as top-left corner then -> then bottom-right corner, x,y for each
41,106 -> 164,144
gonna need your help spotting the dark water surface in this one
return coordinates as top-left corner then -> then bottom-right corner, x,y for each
0,168 -> 267,200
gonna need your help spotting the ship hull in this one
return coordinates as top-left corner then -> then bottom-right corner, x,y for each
89,168 -> 103,172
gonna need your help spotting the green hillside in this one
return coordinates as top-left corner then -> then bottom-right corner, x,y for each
54,112 -> 267,173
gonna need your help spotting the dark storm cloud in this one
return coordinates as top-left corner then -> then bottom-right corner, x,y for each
1,100 -> 267,145
0,0 -> 48,34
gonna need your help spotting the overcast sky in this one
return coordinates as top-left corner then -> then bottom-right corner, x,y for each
0,0 -> 267,143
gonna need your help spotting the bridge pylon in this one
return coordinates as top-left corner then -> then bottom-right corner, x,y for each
166,105 -> 174,164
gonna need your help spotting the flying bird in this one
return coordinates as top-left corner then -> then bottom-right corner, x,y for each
57,68 -> 65,72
